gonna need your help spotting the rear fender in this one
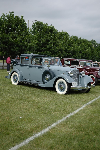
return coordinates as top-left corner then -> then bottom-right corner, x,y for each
9,69 -> 23,82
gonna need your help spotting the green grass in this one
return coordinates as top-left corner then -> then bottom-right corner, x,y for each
0,70 -> 100,150
0,60 -> 6,63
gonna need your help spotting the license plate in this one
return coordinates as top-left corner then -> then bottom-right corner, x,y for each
72,82 -> 77,87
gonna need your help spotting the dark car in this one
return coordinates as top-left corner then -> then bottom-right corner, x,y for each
92,62 -> 100,67
11,58 -> 20,65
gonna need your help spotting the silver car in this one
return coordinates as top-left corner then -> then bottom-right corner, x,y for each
6,53 -> 93,94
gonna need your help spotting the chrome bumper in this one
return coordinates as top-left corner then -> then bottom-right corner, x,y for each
71,85 -> 94,90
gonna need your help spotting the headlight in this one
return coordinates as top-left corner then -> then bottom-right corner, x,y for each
68,71 -> 73,77
80,71 -> 85,76
98,70 -> 100,76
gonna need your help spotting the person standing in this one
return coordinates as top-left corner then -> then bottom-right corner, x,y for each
2,56 -> 4,69
6,56 -> 11,73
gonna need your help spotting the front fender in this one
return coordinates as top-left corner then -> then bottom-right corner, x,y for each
89,72 -> 97,77
39,74 -> 74,87
81,75 -> 93,85
55,74 -> 74,83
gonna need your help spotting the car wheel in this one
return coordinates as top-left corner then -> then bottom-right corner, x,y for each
95,77 -> 98,85
42,70 -> 55,84
89,75 -> 97,85
55,78 -> 70,94
11,72 -> 19,85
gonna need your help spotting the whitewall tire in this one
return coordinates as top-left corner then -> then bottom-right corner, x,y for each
11,72 -> 19,85
55,78 -> 70,94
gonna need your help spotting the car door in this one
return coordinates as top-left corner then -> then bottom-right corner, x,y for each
29,57 -> 45,82
20,56 -> 30,80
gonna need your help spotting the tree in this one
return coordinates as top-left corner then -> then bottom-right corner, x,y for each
1,12 -> 100,61
0,11 -> 29,58
67,36 -> 81,58
57,31 -> 69,58
30,21 -> 59,56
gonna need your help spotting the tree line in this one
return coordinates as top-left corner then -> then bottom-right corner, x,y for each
0,12 -> 100,61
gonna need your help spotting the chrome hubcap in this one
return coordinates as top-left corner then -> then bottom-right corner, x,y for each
58,82 -> 65,92
44,74 -> 50,82
13,75 -> 18,83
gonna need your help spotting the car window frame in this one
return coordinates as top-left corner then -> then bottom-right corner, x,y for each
20,56 -> 29,65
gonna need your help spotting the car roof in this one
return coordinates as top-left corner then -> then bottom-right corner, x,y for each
63,58 -> 92,62
77,59 -> 92,62
20,53 -> 49,57
63,58 -> 78,61
21,53 -> 38,57
93,62 -> 100,63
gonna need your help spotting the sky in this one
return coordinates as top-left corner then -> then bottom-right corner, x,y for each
0,0 -> 100,43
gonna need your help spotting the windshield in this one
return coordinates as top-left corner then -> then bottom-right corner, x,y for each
43,57 -> 61,65
93,63 -> 99,67
64,60 -> 70,65
80,61 -> 86,66
86,62 -> 92,66
80,61 -> 92,66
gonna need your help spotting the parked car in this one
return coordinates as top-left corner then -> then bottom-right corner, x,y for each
11,58 -> 20,65
92,62 -> 100,67
5,54 -> 93,94
61,58 -> 100,85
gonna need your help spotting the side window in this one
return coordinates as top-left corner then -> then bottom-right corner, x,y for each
44,59 -> 49,65
21,57 -> 29,65
93,63 -> 99,67
31,57 -> 42,65
80,61 -> 86,66
64,60 -> 70,65
71,61 -> 79,66
50,59 -> 55,65
31,58 -> 35,65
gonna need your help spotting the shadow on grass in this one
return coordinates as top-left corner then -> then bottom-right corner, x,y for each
19,83 -> 89,95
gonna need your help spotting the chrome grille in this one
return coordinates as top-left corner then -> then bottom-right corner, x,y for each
98,69 -> 100,76
70,69 -> 79,84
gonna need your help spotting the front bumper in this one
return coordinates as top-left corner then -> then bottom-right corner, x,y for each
71,84 -> 95,91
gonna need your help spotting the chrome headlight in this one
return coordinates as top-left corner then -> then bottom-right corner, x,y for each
98,70 -> 100,76
68,71 -> 73,77
80,71 -> 85,77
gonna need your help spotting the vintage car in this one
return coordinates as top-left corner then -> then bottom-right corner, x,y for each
5,54 -> 93,94
61,58 -> 100,85
92,62 -> 100,67
11,57 -> 20,65
61,58 -> 93,67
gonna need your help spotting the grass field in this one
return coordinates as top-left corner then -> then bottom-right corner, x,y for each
0,60 -> 6,63
0,70 -> 100,150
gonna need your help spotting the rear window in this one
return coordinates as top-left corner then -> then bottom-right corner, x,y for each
31,57 -> 42,65
71,61 -> 79,66
21,57 -> 29,65
93,63 -> 99,67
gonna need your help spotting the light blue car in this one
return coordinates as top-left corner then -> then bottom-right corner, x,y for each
6,53 -> 93,94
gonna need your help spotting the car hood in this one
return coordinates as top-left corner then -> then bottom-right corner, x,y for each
45,65 -> 77,72
91,67 -> 100,69
83,66 -> 100,71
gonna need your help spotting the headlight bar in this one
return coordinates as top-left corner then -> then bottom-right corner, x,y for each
80,71 -> 85,77
68,71 -> 73,77
98,69 -> 100,76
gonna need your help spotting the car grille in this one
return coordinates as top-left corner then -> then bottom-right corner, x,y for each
98,69 -> 100,76
70,69 -> 79,84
